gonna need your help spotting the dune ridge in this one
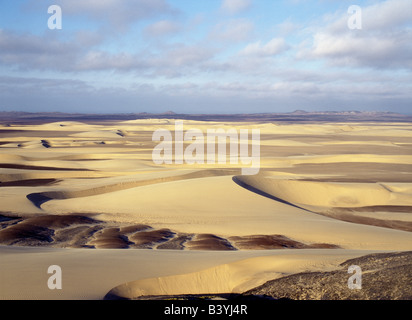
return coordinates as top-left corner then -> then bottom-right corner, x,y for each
104,249 -> 379,300
25,169 -> 237,209
234,175 -> 412,232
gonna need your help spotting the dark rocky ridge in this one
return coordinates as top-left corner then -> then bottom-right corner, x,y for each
244,251 -> 412,300
119,251 -> 412,300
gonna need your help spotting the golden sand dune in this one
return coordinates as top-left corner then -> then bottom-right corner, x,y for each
343,128 -> 412,137
104,249 -> 379,300
8,140 -> 52,149
317,140 -> 401,147
228,235 -> 339,250
36,175 -> 412,250
259,139 -> 319,147
38,121 -> 97,130
185,234 -> 235,251
235,176 -> 412,209
234,175 -> 412,232
24,169 -> 235,209
70,130 -> 127,139
287,154 -> 412,166
1,119 -> 411,300
1,245 -> 284,299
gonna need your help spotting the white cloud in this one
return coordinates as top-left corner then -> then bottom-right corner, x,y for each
209,19 -> 254,42
240,38 -> 289,57
327,0 -> 412,34
75,51 -> 145,71
301,0 -> 412,69
0,28 -> 216,76
357,0 -> 412,31
221,0 -> 252,15
144,20 -> 182,37
0,29 -> 80,70
162,45 -> 213,67
276,20 -> 301,36
27,0 -> 177,31
310,32 -> 412,68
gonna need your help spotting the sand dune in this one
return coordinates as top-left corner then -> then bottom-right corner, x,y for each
1,245 -> 287,300
70,130 -> 127,139
105,249 -> 381,300
228,235 -> 339,250
1,119 -> 411,300
235,176 -> 412,208
33,175 -> 412,251
38,121 -> 98,130
0,140 -> 52,149
234,175 -> 412,232
185,234 -> 235,251
25,169 -> 236,209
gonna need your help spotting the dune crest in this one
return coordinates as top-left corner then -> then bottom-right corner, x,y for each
235,176 -> 412,208
104,250 -> 372,300
234,175 -> 412,232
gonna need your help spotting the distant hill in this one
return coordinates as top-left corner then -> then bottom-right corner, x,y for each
0,110 -> 411,124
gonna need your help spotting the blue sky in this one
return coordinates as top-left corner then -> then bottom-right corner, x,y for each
0,0 -> 411,114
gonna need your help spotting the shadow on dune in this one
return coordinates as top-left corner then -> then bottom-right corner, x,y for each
232,176 -> 412,232
232,176 -> 311,212
26,193 -> 54,209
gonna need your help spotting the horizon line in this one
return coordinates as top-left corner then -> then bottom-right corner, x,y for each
1,110 -> 410,116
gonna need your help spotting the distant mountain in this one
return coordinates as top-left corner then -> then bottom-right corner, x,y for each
290,110 -> 401,116
291,110 -> 309,115
159,111 -> 177,115
0,110 -> 411,124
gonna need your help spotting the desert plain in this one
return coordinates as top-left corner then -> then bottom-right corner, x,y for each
0,115 -> 411,300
